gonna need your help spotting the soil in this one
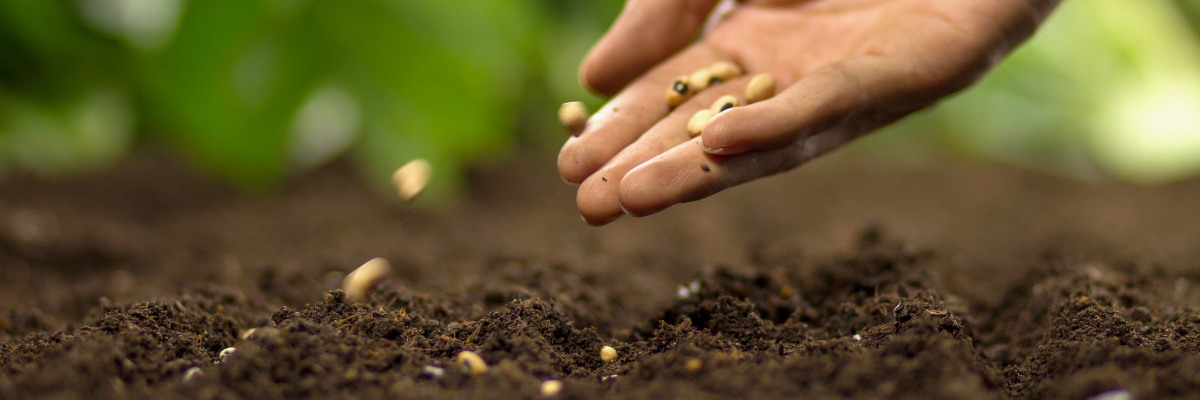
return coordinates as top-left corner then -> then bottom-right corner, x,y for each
2,150 -> 1200,399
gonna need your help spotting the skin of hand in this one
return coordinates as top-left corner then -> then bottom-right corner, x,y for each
558,0 -> 1063,226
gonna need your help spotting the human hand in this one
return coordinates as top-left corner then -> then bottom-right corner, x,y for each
558,0 -> 1061,225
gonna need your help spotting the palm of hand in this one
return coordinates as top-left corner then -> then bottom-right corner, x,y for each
561,0 -> 1058,225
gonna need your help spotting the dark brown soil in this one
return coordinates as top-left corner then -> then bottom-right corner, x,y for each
2,150 -> 1200,399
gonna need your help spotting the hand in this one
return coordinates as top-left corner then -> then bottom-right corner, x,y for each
558,0 -> 1061,225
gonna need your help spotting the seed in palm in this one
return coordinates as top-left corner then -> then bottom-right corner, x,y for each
687,109 -> 715,138
666,76 -> 693,107
745,73 -> 777,104
710,95 -> 739,114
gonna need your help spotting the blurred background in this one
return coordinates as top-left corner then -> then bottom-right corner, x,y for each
1,0 -> 1199,202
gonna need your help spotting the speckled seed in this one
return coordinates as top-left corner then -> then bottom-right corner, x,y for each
218,347 -> 236,363
341,257 -> 391,302
710,95 -> 739,114
456,351 -> 488,376
666,76 -> 693,107
182,367 -> 203,382
744,73 -> 777,104
684,358 -> 703,372
558,101 -> 589,136
600,346 -> 617,362
708,61 -> 742,81
240,328 -> 257,340
688,68 -> 718,92
687,109 -> 715,138
391,159 -> 432,202
540,380 -> 563,397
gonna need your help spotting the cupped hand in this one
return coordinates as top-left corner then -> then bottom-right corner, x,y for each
558,0 -> 1061,225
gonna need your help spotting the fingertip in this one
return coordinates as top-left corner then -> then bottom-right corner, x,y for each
576,173 -> 625,225
700,109 -> 752,155
617,161 -> 672,218
557,143 -> 597,184
579,54 -> 622,97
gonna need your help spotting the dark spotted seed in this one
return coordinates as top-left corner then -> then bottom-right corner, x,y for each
719,103 -> 733,113
672,80 -> 689,95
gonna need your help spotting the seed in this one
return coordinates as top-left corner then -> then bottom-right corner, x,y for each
684,358 -> 703,372
422,365 -> 445,379
688,68 -> 718,92
456,350 -> 488,376
710,95 -> 739,114
341,257 -> 391,302
182,367 -> 203,382
600,346 -> 617,362
558,101 -> 589,136
744,73 -> 777,104
708,61 -> 742,81
540,380 -> 563,397
391,159 -> 432,202
240,328 -> 256,340
666,76 -> 693,107
218,347 -> 236,363
687,109 -> 715,138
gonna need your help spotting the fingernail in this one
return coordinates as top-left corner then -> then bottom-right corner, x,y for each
582,214 -> 620,226
619,203 -> 642,218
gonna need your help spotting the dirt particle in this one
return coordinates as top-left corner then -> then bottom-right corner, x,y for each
701,164 -> 710,172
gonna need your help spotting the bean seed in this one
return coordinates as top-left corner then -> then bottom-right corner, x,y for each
600,346 -> 617,362
540,380 -> 563,397
218,347 -> 236,363
391,159 -> 432,202
240,328 -> 256,340
744,73 -> 776,104
688,68 -> 718,92
687,109 -> 715,138
456,350 -> 488,376
666,76 -> 693,107
708,61 -> 742,81
710,95 -> 739,114
183,367 -> 203,382
557,101 -> 588,136
341,257 -> 391,302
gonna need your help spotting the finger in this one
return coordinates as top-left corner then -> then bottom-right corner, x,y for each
580,0 -> 723,96
701,55 -> 944,156
620,128 -> 863,217
558,44 -> 727,184
577,75 -> 756,225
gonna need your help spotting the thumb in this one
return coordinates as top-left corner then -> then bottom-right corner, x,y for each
580,0 -> 723,97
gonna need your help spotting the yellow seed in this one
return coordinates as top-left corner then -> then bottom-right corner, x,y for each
600,346 -> 617,362
558,101 -> 588,136
341,257 -> 391,302
456,351 -> 488,376
709,61 -> 742,81
710,95 -> 739,114
391,159 -> 432,202
684,358 -> 703,372
540,380 -> 563,397
688,68 -> 718,92
240,329 -> 257,340
745,73 -> 777,104
666,76 -> 693,107
687,109 -> 715,138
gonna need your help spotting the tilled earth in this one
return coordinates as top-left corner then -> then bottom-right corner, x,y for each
2,152 -> 1200,399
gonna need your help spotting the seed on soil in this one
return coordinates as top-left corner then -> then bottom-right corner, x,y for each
684,358 -> 703,372
667,76 -> 693,107
893,301 -> 911,321
456,351 -> 488,376
689,68 -> 718,92
687,109 -> 715,138
391,159 -> 433,202
422,365 -> 445,379
240,328 -> 256,340
710,95 -> 739,114
744,73 -> 776,104
540,380 -> 563,397
853,334 -> 862,342
558,101 -> 589,136
600,346 -> 617,362
708,61 -> 742,81
218,347 -> 236,363
182,367 -> 203,382
341,257 -> 391,302
1087,389 -> 1132,400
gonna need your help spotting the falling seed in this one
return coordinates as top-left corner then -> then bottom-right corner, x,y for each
600,346 -> 617,362
456,351 -> 488,376
540,380 -> 563,397
708,61 -> 742,82
218,347 -> 236,363
689,68 -> 718,92
240,328 -> 257,340
391,159 -> 433,202
684,358 -> 703,372
558,101 -> 589,136
744,73 -> 777,104
182,367 -> 203,382
666,76 -> 693,107
687,109 -> 716,138
341,257 -> 391,302
710,95 -> 739,114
